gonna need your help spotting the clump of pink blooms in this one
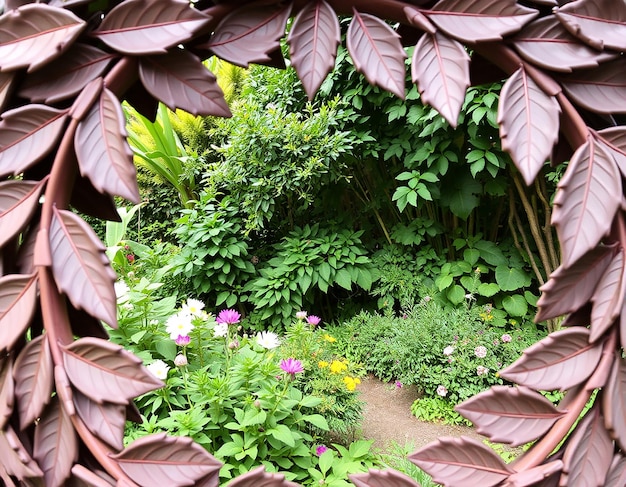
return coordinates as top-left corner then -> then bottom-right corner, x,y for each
280,358 -> 304,377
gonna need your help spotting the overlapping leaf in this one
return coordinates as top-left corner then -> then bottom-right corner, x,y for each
0,426 -> 43,480
110,433 -> 222,486
555,0 -> 626,51
411,31 -> 470,128
603,356 -> 626,450
139,49 -> 231,117
0,104 -> 67,178
0,356 -> 14,429
13,335 -> 53,430
61,337 -> 163,405
551,135 -> 621,267
504,461 -> 563,487
18,44 -> 116,104
73,389 -> 125,450
0,179 -> 45,249
75,87 -> 139,203
499,328 -> 602,390
347,11 -> 407,99
560,58 -> 626,114
605,454 -> 626,487
513,16 -> 617,72
598,127 -> 626,179
48,207 -> 118,327
409,436 -> 514,486
561,407 -> 613,486
93,0 -> 211,55
0,4 -> 85,72
425,0 -> 538,43
590,249 -> 626,341
228,466 -> 300,487
0,273 -> 38,351
536,244 -> 615,322
455,386 -> 565,446
287,0 -> 341,100
33,398 -> 78,487
206,3 -> 291,68
349,468 -> 420,487
0,72 -> 15,112
498,67 -> 560,185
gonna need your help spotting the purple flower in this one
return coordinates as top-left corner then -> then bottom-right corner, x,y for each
316,445 -> 328,456
280,358 -> 304,376
175,335 -> 190,346
216,309 -> 241,325
307,315 -> 321,326
501,334 -> 512,343
395,381 -> 403,389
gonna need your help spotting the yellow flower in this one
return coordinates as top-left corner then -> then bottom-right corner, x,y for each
330,360 -> 347,374
343,376 -> 361,391
318,361 -> 329,368
323,334 -> 337,343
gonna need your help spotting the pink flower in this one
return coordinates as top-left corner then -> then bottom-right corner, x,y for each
395,381 -> 403,389
501,334 -> 512,343
476,365 -> 489,376
174,354 -> 188,367
175,335 -> 190,346
216,309 -> 241,325
474,345 -> 487,358
436,385 -> 448,397
280,358 -> 304,376
307,315 -> 321,326
315,445 -> 328,456
296,311 -> 308,320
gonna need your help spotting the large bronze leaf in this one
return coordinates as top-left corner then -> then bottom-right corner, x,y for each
0,4 -> 85,72
560,58 -> 626,114
513,17 -> 617,73
0,273 -> 38,351
551,136 -> 621,267
349,468 -> 420,487
590,249 -> 626,342
110,433 -> 222,486
48,207 -> 118,327
139,49 -> 231,117
605,454 -> 626,487
92,0 -> 211,55
499,328 -> 602,391
228,466 -> 300,487
75,87 -> 140,203
409,436 -> 514,487
505,461 -> 563,487
0,72 -> 15,112
598,127 -> 626,179
0,104 -> 67,178
0,179 -> 45,249
561,406 -> 613,486
411,31 -> 470,128
0,355 -> 14,429
13,335 -> 53,430
206,3 -> 291,68
73,389 -> 125,450
455,386 -> 565,446
555,0 -> 626,51
426,0 -> 538,43
61,337 -> 163,405
347,11 -> 407,99
498,67 -> 560,186
536,244 -> 615,322
287,0 -> 341,100
0,426 -> 44,480
603,356 -> 626,450
33,397 -> 78,487
18,44 -> 117,104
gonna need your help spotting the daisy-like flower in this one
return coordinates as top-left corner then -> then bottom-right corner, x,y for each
443,346 -> 454,356
295,311 -> 308,320
474,345 -> 487,358
280,358 -> 304,376
213,322 -> 228,338
146,360 -> 170,380
436,385 -> 448,397
501,333 -> 512,343
165,312 -> 194,340
256,331 -> 280,349
307,315 -> 321,326
216,309 -> 241,325
114,280 -> 130,299
182,298 -> 205,317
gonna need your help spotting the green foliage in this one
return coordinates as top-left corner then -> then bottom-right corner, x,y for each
376,442 -> 438,487
306,441 -> 377,487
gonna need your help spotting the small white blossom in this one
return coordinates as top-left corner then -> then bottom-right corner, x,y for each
256,331 -> 280,349
501,334 -> 512,343
114,281 -> 130,299
182,298 -> 205,317
443,346 -> 455,356
476,365 -> 489,376
296,311 -> 308,320
122,302 -> 134,310
146,360 -> 169,380
214,322 -> 228,338
165,311 -> 194,340
436,385 -> 448,397
474,345 -> 487,358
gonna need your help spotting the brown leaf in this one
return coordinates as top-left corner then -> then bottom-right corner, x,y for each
0,104 -> 68,178
590,249 -> 626,341
70,174 -> 122,223
602,355 -> 626,450
69,464 -> 117,487
498,67 -> 560,186
61,337 -> 163,405
206,2 -> 291,68
0,273 -> 38,351
0,355 -> 14,429
13,335 -> 53,430
16,224 -> 38,275
139,49 -> 231,117
0,179 -> 45,249
513,16 -> 617,73
349,468 -> 420,487
287,0 -> 341,100
110,433 -> 222,487
560,58 -> 626,114
347,11 -> 407,99
503,461 -> 563,487
409,436 -> 514,487
228,466 -> 300,487
598,127 -> 626,179
426,0 -> 538,43
551,135 -> 621,267
93,0 -> 211,55
605,454 -> 626,487
555,0 -> 626,51
0,4 -> 85,72
73,389 -> 125,450
34,397 -> 78,487
456,386 -> 564,446
18,43 -> 117,104
561,406 -> 613,486
49,207 -> 118,327
536,244 -> 616,322
499,328 -> 602,391
0,71 -> 16,112
75,87 -> 140,203
0,426 -> 44,480
411,31 -> 469,128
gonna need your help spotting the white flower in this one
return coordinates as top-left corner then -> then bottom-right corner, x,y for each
476,365 -> 489,376
501,334 -> 512,343
474,345 -> 487,358
165,311 -> 194,340
214,322 -> 228,338
182,298 -> 205,317
295,311 -> 308,320
436,385 -> 448,397
146,360 -> 169,380
174,354 -> 188,367
256,331 -> 280,349
122,303 -> 134,310
443,346 -> 454,356
114,281 -> 130,299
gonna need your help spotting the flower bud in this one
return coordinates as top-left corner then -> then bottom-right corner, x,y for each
174,354 -> 187,367
254,400 -> 261,408
228,339 -> 240,350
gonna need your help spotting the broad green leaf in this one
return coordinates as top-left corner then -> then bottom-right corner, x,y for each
319,450 -> 334,475
464,248 -> 480,266
269,424 -> 295,447
502,295 -> 528,317
302,414 -> 329,430
495,265 -> 531,291
335,268 -> 352,290
447,285 -> 465,304
436,274 -> 453,291
478,283 -> 500,297
474,240 -> 508,266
